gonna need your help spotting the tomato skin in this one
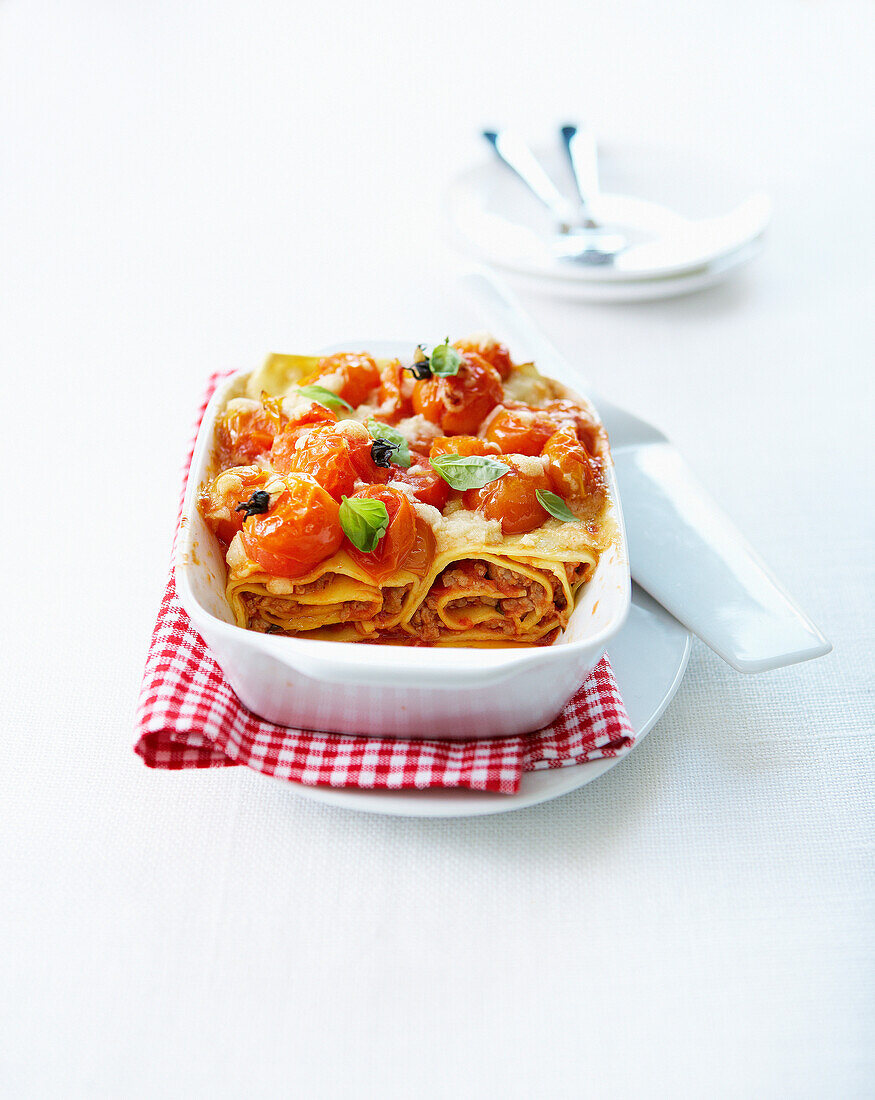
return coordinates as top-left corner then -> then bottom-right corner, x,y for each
463,457 -> 551,535
389,463 -> 451,511
484,406 -> 561,456
453,337 -> 514,380
241,475 -> 343,577
428,435 -> 500,461
300,352 -> 381,409
216,402 -> 278,466
543,426 -> 604,507
198,465 -> 269,547
377,358 -> 413,422
273,422 -> 386,498
268,405 -> 338,471
411,352 -> 503,435
346,485 -> 416,582
542,400 -> 603,456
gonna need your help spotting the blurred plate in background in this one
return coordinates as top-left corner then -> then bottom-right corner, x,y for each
446,138 -> 769,300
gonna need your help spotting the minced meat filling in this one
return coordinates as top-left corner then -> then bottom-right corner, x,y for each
405,559 -> 566,639
242,593 -> 376,624
244,558 -> 579,641
374,586 -> 409,624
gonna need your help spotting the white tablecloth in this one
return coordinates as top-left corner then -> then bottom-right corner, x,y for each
2,2 -> 873,1096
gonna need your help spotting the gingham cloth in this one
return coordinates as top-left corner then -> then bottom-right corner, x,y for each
134,373 -> 635,795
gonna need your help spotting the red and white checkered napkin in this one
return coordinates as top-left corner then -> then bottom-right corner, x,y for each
133,372 -> 635,796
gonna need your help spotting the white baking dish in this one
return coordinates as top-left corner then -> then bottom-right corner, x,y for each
175,341 -> 631,739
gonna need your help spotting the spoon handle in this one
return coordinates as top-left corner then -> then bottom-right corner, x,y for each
560,124 -> 600,227
482,130 -> 577,231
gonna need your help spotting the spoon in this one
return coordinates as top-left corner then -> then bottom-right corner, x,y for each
482,129 -> 627,266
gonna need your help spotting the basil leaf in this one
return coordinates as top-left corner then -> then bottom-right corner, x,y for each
366,418 -> 411,468
339,496 -> 390,552
296,385 -> 353,412
430,454 -> 510,490
536,489 -> 577,522
429,338 -> 463,377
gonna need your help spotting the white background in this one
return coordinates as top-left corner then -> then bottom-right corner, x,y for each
1,1 -> 873,1097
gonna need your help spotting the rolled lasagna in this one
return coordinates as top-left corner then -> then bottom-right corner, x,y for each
198,336 -> 614,647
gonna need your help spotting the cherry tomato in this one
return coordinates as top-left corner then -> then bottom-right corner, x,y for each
198,465 -> 270,547
299,352 -> 381,409
453,336 -> 514,379
241,474 -> 343,578
389,462 -> 450,511
484,406 -> 561,456
543,426 -> 604,507
377,358 -> 413,422
268,404 -> 338,470
216,401 -> 278,466
272,422 -> 386,498
542,400 -> 603,456
463,457 -> 551,535
428,435 -> 500,461
411,352 -> 503,435
346,485 -> 416,582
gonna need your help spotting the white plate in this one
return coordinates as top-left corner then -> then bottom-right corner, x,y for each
500,236 -> 764,303
284,585 -> 690,817
445,138 -> 768,301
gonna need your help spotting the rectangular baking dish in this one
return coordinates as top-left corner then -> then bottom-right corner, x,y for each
175,341 -> 631,739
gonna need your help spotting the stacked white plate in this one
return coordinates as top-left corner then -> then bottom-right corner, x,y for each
446,140 -> 771,302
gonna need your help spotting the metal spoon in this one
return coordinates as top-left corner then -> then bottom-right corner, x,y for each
482,128 -> 626,266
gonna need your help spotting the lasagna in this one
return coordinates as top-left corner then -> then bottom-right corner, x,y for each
198,336 -> 614,647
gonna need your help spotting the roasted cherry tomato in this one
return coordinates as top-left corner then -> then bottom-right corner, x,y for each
428,435 -> 500,461
268,404 -> 338,470
411,352 -> 503,435
542,400 -> 602,456
389,462 -> 451,511
346,485 -> 416,582
453,336 -> 514,380
484,406 -> 562,456
216,400 -> 279,466
198,465 -> 270,546
463,457 -> 551,535
272,422 -> 386,498
241,474 -> 343,578
299,352 -> 381,409
377,358 -> 413,422
543,426 -> 604,507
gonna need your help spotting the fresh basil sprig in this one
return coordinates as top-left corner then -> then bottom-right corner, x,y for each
366,418 -> 411,468
535,489 -> 577,522
339,496 -> 389,552
296,384 -> 353,412
428,338 -> 463,377
430,453 -> 510,491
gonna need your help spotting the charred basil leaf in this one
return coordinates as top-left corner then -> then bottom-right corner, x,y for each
339,496 -> 390,553
404,344 -> 432,380
430,453 -> 510,491
535,489 -> 577,522
428,338 -> 463,377
370,439 -> 397,468
235,490 -> 271,518
366,418 -> 411,469
296,384 -> 353,412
